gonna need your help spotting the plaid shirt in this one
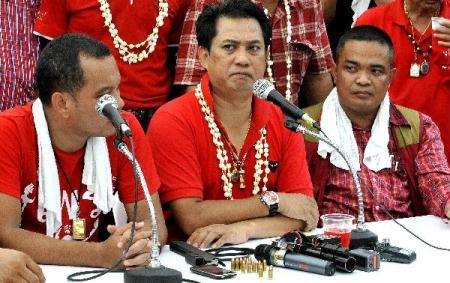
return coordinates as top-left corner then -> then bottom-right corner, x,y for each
174,0 -> 334,105
321,108 -> 450,221
0,0 -> 40,111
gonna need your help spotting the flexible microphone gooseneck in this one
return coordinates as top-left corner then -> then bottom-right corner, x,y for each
284,120 -> 378,249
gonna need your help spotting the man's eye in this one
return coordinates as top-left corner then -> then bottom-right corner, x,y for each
346,66 -> 356,72
372,69 -> 384,76
223,44 -> 235,51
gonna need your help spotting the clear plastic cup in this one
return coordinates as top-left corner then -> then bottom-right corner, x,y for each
431,17 -> 443,31
431,17 -> 450,70
320,213 -> 354,248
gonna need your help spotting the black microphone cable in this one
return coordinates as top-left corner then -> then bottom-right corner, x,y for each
360,177 -> 450,252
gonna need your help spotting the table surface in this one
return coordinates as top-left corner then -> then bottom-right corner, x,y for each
42,215 -> 450,282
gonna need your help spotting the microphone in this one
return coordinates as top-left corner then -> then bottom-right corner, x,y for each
254,244 -> 335,276
252,79 -> 321,130
95,94 -> 132,137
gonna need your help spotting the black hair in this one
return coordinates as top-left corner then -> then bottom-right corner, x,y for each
336,25 -> 394,66
35,33 -> 111,105
196,0 -> 271,50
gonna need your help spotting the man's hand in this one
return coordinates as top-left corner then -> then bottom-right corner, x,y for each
277,193 -> 319,230
433,18 -> 450,48
100,221 -> 152,268
0,248 -> 45,283
187,223 -> 251,249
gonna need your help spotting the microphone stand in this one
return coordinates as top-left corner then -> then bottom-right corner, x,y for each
284,120 -> 378,249
115,139 -> 182,283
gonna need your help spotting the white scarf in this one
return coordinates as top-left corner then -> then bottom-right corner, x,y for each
32,99 -> 115,237
351,0 -> 372,26
317,88 -> 392,172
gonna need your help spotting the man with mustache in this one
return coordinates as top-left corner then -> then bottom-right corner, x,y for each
175,0 -> 334,107
303,26 -> 450,222
355,0 -> 450,166
147,0 -> 319,248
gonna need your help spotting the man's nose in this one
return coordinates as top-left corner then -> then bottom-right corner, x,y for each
234,47 -> 251,65
356,71 -> 371,85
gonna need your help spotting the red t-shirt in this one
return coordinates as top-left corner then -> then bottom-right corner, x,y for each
355,0 -> 450,163
0,103 -> 160,241
147,74 -> 313,240
34,0 -> 190,109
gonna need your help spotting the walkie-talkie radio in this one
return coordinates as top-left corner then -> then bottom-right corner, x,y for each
374,239 -> 416,263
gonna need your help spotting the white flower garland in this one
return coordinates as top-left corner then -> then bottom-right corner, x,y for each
194,84 -> 270,200
257,0 -> 293,102
98,0 -> 169,64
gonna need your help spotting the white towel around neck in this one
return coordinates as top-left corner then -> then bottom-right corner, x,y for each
32,99 -> 115,237
351,0 -> 372,26
317,88 -> 392,172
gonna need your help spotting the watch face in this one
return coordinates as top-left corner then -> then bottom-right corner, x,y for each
264,191 -> 279,205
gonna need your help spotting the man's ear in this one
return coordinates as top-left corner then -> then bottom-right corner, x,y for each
389,67 -> 396,85
198,46 -> 210,70
331,63 -> 337,83
50,92 -> 72,118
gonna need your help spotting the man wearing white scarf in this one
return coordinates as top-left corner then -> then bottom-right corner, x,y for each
0,34 -> 167,268
304,26 -> 450,223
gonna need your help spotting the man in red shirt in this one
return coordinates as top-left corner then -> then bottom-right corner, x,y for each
175,0 -> 334,107
0,34 -> 167,268
34,0 -> 191,130
303,26 -> 450,222
355,0 -> 450,164
148,0 -> 319,248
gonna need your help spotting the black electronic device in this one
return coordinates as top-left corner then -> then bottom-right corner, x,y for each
170,241 -> 219,266
374,239 -> 416,263
296,243 -> 356,273
190,265 -> 237,280
349,248 -> 381,272
255,244 -> 336,276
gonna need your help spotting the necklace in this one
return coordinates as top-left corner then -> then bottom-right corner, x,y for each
98,0 -> 169,64
194,84 -> 270,199
404,0 -> 440,77
54,154 -> 85,240
223,115 -> 252,189
256,0 -> 293,102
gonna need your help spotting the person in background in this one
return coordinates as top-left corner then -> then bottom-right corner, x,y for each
0,0 -> 41,111
321,0 -> 394,57
34,0 -> 191,130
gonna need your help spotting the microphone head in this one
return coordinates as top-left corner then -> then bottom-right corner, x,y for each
253,79 -> 275,100
95,94 -> 118,116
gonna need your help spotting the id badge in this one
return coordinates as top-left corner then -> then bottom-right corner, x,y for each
73,218 -> 86,240
410,63 -> 420,77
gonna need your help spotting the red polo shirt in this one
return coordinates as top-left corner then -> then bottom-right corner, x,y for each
0,103 -> 160,241
147,74 -> 313,240
355,0 -> 450,163
34,0 -> 190,109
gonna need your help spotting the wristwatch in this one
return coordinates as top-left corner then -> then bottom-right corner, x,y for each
260,191 -> 279,216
